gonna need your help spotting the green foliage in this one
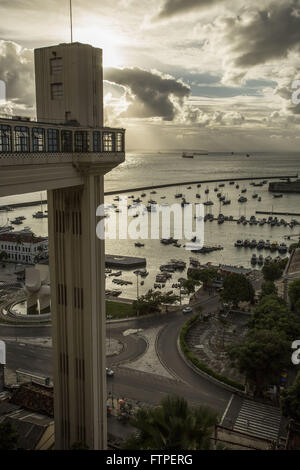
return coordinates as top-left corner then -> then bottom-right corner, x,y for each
248,294 -> 300,342
281,371 -> 300,422
221,273 -> 255,306
260,281 -> 278,298
122,395 -> 218,450
132,289 -> 179,315
262,262 -> 284,282
229,329 -> 290,396
188,268 -> 219,289
288,279 -> 300,313
106,300 -> 136,319
180,315 -> 244,391
0,421 -> 19,450
182,279 -> 198,294
289,243 -> 300,253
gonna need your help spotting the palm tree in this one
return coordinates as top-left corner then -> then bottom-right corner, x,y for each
122,395 -> 218,450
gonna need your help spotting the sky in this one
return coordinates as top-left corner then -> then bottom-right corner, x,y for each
0,0 -> 300,151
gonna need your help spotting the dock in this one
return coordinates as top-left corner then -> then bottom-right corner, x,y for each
256,211 -> 300,217
105,254 -> 146,269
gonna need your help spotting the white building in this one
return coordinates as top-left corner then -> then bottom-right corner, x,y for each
0,232 -> 48,264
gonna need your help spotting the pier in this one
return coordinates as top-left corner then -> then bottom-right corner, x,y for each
256,211 -> 300,217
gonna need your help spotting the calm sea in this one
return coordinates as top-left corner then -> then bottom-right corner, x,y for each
1,151 -> 300,299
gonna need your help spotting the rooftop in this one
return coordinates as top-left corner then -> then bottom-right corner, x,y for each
0,233 -> 47,244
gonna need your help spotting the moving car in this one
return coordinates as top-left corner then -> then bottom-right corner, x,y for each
182,306 -> 193,314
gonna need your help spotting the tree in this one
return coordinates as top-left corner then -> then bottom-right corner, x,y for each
228,329 -> 290,397
288,279 -> 300,313
188,267 -> 219,290
122,395 -> 218,450
281,372 -> 300,423
182,279 -> 198,295
262,262 -> 283,282
221,273 -> 255,307
260,281 -> 277,298
132,290 -> 179,316
247,295 -> 300,342
0,421 -> 19,450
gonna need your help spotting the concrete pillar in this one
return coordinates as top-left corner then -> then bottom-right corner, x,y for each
47,174 -> 106,450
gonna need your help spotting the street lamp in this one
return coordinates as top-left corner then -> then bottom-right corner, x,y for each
134,270 -> 140,316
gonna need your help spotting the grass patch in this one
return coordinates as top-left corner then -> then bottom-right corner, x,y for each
180,314 -> 245,391
106,300 -> 137,319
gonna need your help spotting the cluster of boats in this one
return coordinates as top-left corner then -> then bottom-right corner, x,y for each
159,259 -> 186,273
32,210 -> 48,219
235,239 -> 288,253
237,215 -> 299,228
112,278 -> 133,286
160,237 -> 181,248
11,216 -> 26,225
105,289 -> 122,297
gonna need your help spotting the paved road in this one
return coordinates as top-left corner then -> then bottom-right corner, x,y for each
156,295 -> 231,412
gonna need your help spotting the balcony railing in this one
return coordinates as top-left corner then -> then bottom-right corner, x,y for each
0,118 -> 125,154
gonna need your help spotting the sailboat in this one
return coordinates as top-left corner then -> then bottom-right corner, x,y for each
33,193 -> 48,219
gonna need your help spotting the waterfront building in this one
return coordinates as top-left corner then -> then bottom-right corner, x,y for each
0,41 -> 125,449
0,232 -> 48,264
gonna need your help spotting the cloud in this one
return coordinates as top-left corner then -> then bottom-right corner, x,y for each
0,40 -> 35,110
104,67 -> 190,120
221,2 -> 300,71
156,0 -> 225,20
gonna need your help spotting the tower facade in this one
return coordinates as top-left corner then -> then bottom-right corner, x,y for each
34,42 -> 103,127
0,42 -> 125,449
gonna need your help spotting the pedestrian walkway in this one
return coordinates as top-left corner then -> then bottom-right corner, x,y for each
233,399 -> 282,441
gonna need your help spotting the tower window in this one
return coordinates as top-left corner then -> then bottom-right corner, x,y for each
50,58 -> 63,74
74,131 -> 89,152
93,131 -> 101,152
47,129 -> 60,152
14,126 -> 29,152
32,127 -> 45,152
116,132 -> 124,152
0,125 -> 11,152
103,132 -> 115,152
51,83 -> 63,100
61,130 -> 73,152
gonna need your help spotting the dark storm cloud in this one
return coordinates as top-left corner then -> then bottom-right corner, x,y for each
104,67 -> 190,120
225,1 -> 300,68
156,0 -> 225,19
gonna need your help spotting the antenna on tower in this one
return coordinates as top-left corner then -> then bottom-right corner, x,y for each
70,0 -> 73,43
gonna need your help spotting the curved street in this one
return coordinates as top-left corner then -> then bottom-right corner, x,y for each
1,291 -> 235,419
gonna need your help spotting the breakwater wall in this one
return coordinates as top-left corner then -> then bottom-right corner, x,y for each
0,175 -> 297,210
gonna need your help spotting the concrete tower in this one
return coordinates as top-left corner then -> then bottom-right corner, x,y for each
35,42 -> 103,127
0,42 -> 125,449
